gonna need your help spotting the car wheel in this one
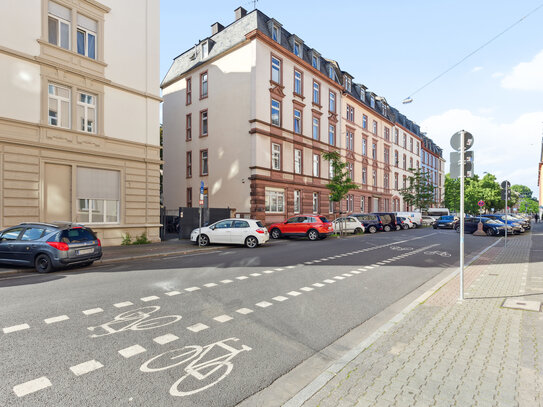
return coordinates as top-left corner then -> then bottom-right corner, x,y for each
396,225 -> 401,231
433,225 -> 437,229
384,225 -> 391,232
486,228 -> 495,236
245,236 -> 258,248
368,226 -> 377,234
198,234 -> 210,246
35,253 -> 53,273
270,228 -> 281,239
403,224 -> 409,230
354,227 -> 363,234
307,229 -> 319,241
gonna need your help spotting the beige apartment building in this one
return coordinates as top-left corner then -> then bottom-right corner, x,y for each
162,7 -> 444,224
0,0 -> 161,245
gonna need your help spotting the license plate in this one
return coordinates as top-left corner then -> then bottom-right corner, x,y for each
78,248 -> 94,255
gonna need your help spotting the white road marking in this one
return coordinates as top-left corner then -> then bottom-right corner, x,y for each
236,276 -> 249,280
377,262 -> 386,265
236,308 -> 253,314
285,266 -> 296,269
165,291 -> 181,296
221,280 -> 234,284
334,276 -> 345,280
300,287 -> 314,292
263,270 -> 274,274
273,296 -> 288,302
187,323 -> 209,332
204,283 -> 218,287
274,268 -> 285,271
114,301 -> 133,308
288,291 -> 302,296
365,266 -> 374,269
153,334 -> 179,345
342,273 -> 353,277
70,360 -> 103,376
312,283 -> 325,287
381,260 -> 391,263
3,324 -> 30,334
371,264 -> 380,267
13,377 -> 52,397
185,287 -> 200,292
44,315 -> 69,324
256,301 -> 273,308
313,260 -> 321,263
250,273 -> 262,277
214,315 -> 233,323
83,308 -> 103,316
357,268 -> 367,271
323,279 -> 335,283
141,296 -> 160,302
118,345 -> 147,358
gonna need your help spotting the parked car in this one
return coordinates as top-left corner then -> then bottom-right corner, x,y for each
350,213 -> 384,234
332,216 -> 365,234
395,211 -> 422,228
453,217 -> 508,236
421,215 -> 437,226
432,215 -> 457,229
396,216 -> 414,230
268,215 -> 333,241
508,214 -> 531,230
371,212 -> 398,232
0,222 -> 102,273
481,214 -> 524,234
191,218 -> 268,248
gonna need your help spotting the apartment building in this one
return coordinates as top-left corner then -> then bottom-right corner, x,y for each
0,0 -> 161,245
162,7 -> 444,223
420,134 -> 445,206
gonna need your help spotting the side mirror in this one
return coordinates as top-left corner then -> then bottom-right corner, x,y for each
209,225 -> 215,230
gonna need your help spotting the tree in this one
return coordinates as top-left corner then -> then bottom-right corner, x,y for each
511,184 -> 533,199
519,197 -> 539,213
322,151 -> 358,236
399,168 -> 435,211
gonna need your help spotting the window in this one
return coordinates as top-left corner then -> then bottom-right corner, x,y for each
186,151 -> 192,178
384,199 -> 389,211
186,78 -> 192,105
346,130 -> 353,150
394,173 -> 399,189
312,117 -> 319,140
410,137 -> 413,152
372,143 -> 377,159
294,190 -> 301,213
372,121 -> 377,135
265,189 -> 284,213
312,192 -> 319,213
347,195 -> 354,212
403,154 -> 406,170
384,147 -> 390,164
403,134 -> 407,148
410,157 -> 413,169
293,41 -> 300,57
294,70 -> 302,95
312,55 -> 318,69
360,196 -> 365,212
200,150 -> 208,175
329,125 -> 335,146
362,138 -> 367,156
271,99 -> 280,126
48,1 -> 70,50
348,162 -> 354,180
384,127 -> 390,141
294,149 -> 302,174
416,142 -> 420,154
272,143 -> 281,170
271,56 -> 281,84
186,114 -> 192,140
403,175 -> 407,189
294,109 -> 302,134
328,65 -> 334,80
394,151 -> 399,167
346,105 -> 354,122
77,92 -> 96,133
0,227 -> 24,241
362,115 -> 368,129
313,154 -> 320,177
272,25 -> 279,42
48,83 -> 70,128
202,41 -> 208,58
21,228 -> 46,241
370,96 -> 375,108
329,195 -> 334,214
372,169 -> 377,186
384,173 -> 389,189
186,188 -> 192,208
417,160 -> 420,168
76,167 -> 120,224
344,77 -> 352,92
200,72 -> 208,98
75,16 -> 98,60
200,110 -> 208,136
329,162 -> 334,179
362,167 -> 367,184
313,81 -> 320,105
394,129 -> 399,144
329,91 -> 336,113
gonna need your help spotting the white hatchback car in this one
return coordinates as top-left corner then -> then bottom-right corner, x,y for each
190,218 -> 269,248
332,216 -> 365,234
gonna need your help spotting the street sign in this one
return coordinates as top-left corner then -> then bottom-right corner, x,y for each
200,181 -> 204,194
450,131 -> 474,151
478,200 -> 485,207
199,199 -> 204,206
450,151 -> 474,178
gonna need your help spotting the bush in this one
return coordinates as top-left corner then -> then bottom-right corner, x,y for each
121,233 -> 132,245
133,232 -> 151,245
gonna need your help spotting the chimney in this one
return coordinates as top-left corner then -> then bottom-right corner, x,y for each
235,6 -> 247,20
211,22 -> 224,35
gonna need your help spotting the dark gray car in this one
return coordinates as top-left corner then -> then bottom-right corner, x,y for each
0,222 -> 102,273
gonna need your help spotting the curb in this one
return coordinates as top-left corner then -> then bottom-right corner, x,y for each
283,237 -> 504,407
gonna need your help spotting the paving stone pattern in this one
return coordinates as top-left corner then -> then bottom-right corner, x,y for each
305,231 -> 543,407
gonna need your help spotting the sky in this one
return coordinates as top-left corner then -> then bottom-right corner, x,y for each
160,0 -> 543,198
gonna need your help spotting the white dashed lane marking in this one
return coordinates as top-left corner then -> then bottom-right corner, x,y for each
13,377 -> 52,397
263,270 -> 274,274
236,308 -> 253,314
187,323 -> 209,332
274,268 -> 285,271
114,301 -> 133,308
312,283 -> 325,287
154,334 -> 179,345
288,291 -> 302,297
220,280 -> 233,284
3,324 -> 30,334
323,279 -> 335,284
236,276 -> 249,280
213,315 -> 233,323
342,273 -> 353,277
164,291 -> 181,296
141,296 -> 160,302
351,270 -> 361,274
300,287 -> 314,292
70,360 -> 103,376
82,308 -> 103,315
44,315 -> 69,324
250,273 -> 261,277
118,345 -> 147,358
204,283 -> 218,288
256,301 -> 273,308
185,287 -> 200,292
273,296 -> 288,302
334,276 -> 345,280
285,266 -> 295,269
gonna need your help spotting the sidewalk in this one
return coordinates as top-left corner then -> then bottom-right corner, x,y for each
293,224 -> 543,406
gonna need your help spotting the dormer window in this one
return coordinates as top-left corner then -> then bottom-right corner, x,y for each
312,55 -> 318,68
202,41 -> 209,58
370,95 -> 375,108
293,41 -> 300,57
360,88 -> 365,101
328,66 -> 334,80
272,25 -> 279,42
344,77 -> 351,92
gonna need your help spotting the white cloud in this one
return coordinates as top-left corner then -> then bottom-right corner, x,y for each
501,50 -> 543,91
421,109 -> 543,193
491,72 -> 504,78
471,66 -> 483,72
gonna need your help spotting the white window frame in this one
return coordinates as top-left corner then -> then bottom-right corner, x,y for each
77,199 -> 119,224
329,195 -> 334,214
48,83 -> 71,128
373,169 -> 377,186
360,196 -> 365,212
294,190 -> 301,213
312,192 -> 319,214
329,125 -> 335,146
313,154 -> 320,177
77,27 -> 96,59
77,91 -> 97,133
293,41 -> 300,57
294,109 -> 302,134
294,70 -> 302,94
329,92 -> 336,113
272,143 -> 281,170
362,167 -> 367,184
265,188 -> 284,213
294,149 -> 302,174
271,56 -> 281,84
312,117 -> 319,140
271,99 -> 280,126
202,41 -> 209,58
313,81 -> 319,104
48,2 -> 71,50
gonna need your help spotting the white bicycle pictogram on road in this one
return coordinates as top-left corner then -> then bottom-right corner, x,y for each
423,250 -> 451,257
88,306 -> 182,338
389,246 -> 413,251
140,337 -> 252,397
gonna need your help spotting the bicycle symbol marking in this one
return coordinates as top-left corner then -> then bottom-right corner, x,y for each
87,306 -> 182,338
140,337 -> 252,397
389,246 -> 413,251
423,250 -> 451,257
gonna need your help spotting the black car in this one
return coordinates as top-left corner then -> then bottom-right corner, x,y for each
351,214 -> 383,234
454,217 -> 508,236
481,214 -> 524,234
0,222 -> 102,273
372,212 -> 398,232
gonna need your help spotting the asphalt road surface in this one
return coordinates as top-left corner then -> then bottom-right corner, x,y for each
0,228 -> 499,406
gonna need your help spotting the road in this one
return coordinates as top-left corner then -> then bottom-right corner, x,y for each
0,228 -> 496,406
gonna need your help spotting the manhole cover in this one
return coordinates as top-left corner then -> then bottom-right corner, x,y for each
502,299 -> 541,312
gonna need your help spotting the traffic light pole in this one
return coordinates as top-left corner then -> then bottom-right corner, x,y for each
504,184 -> 508,248
459,131 -> 465,301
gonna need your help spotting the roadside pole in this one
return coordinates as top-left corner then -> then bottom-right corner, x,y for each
459,131 -> 465,301
505,183 -> 508,248
199,181 -> 204,247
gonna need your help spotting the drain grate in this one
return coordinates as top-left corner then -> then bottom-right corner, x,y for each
502,299 -> 541,312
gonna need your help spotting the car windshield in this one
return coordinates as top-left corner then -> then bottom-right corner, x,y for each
319,217 -> 330,223
379,215 -> 392,224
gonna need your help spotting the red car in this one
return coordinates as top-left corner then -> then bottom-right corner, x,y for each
268,215 -> 333,241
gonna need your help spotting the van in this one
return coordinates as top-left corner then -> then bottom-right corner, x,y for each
395,211 -> 422,228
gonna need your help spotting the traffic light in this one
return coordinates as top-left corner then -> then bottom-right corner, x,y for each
450,151 -> 474,179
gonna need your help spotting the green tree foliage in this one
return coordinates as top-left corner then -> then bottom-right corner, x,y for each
399,168 -> 435,211
511,184 -> 533,199
519,198 -> 539,213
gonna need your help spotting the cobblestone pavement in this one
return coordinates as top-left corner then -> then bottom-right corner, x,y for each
303,225 -> 543,407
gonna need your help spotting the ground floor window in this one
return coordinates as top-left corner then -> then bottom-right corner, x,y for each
360,196 -> 365,213
312,192 -> 319,213
76,167 -> 120,224
294,190 -> 301,213
265,188 -> 284,213
329,195 -> 334,214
